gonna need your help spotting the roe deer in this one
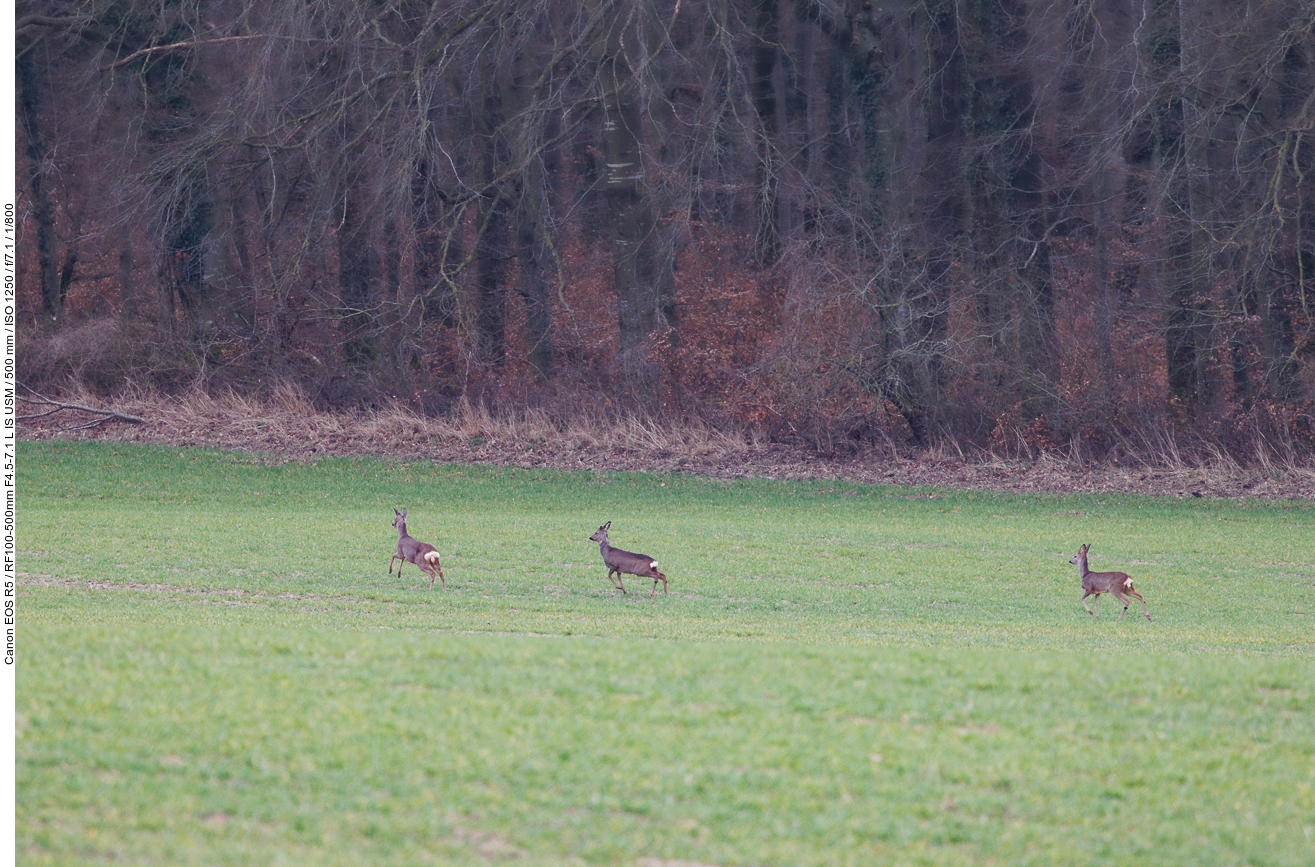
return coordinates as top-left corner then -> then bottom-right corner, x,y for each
391,508 -> 445,590
1069,543 -> 1150,620
589,521 -> 667,598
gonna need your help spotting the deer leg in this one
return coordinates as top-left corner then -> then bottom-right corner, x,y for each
390,554 -> 403,575
1124,588 -> 1150,620
1082,590 -> 1098,616
1110,588 -> 1135,620
609,569 -> 627,594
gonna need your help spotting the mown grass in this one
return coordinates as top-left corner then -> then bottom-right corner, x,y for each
17,441 -> 1315,865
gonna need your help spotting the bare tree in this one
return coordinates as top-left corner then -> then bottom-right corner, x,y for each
14,0 -> 1315,458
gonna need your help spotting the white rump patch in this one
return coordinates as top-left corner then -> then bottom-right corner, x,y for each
650,561 -> 658,569
425,552 -> 441,563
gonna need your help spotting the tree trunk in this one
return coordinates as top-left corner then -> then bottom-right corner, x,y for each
1159,0 -> 1222,417
17,50 -> 61,324
337,192 -> 381,366
412,160 -> 459,328
599,5 -> 677,388
751,0 -> 781,262
474,66 -> 510,369
504,48 -> 557,379
164,180 -> 214,338
516,168 -> 555,380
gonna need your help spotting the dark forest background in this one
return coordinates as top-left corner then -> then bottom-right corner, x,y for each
15,0 -> 1315,461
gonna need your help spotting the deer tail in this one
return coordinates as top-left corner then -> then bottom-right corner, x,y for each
424,551 -> 441,565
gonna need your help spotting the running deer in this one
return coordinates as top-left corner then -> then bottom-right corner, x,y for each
589,521 -> 668,598
391,508 -> 445,590
1069,543 -> 1150,620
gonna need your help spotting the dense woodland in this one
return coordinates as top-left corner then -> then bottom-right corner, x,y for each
15,0 -> 1315,460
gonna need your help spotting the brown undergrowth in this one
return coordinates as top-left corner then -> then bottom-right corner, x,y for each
18,385 -> 1315,500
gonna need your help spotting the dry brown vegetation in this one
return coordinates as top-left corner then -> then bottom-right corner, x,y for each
16,0 -> 1315,469
20,384 -> 1315,500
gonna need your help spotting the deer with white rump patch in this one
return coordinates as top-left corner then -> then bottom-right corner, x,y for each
391,508 -> 445,590
589,521 -> 667,598
1069,543 -> 1150,620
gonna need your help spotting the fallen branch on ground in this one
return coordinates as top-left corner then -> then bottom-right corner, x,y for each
16,384 -> 146,430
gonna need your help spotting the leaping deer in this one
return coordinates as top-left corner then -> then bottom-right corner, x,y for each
391,508 -> 445,590
1070,543 -> 1150,620
589,521 -> 667,598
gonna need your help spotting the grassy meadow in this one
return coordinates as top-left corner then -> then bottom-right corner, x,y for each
16,440 -> 1315,865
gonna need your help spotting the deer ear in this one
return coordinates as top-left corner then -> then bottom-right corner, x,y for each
603,521 -> 611,530
394,508 -> 401,516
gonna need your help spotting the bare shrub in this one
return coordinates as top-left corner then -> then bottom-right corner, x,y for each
17,320 -> 200,395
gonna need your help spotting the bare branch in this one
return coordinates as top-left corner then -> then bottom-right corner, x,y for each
16,14 -> 91,35
100,34 -> 329,71
16,384 -> 146,429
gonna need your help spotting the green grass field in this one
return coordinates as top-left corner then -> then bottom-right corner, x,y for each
17,441 -> 1315,865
